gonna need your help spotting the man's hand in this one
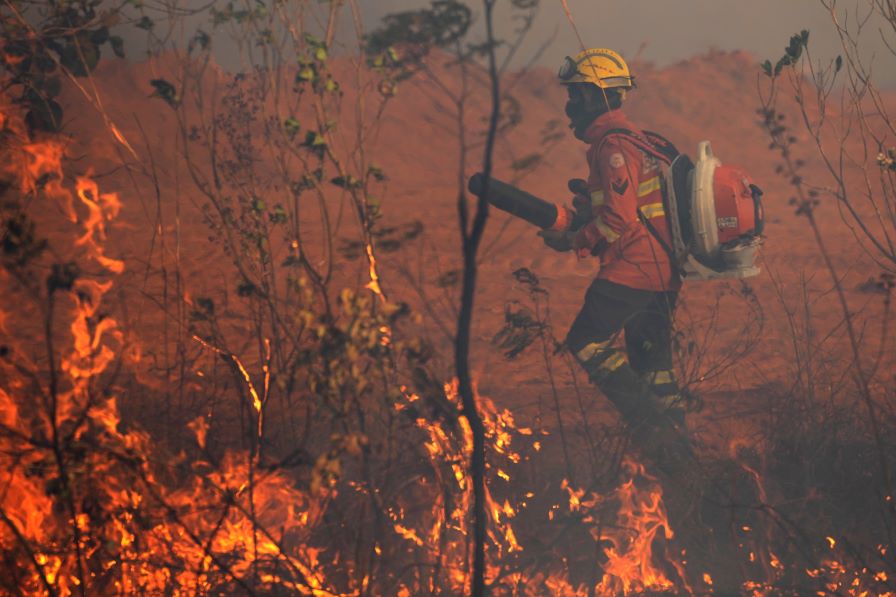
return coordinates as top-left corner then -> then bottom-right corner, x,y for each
538,230 -> 575,252
567,179 -> 593,232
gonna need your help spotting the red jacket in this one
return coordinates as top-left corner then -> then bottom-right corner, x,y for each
573,110 -> 681,292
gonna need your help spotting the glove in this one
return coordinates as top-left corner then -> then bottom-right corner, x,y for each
568,178 -> 589,197
568,179 -> 592,231
538,229 -> 575,252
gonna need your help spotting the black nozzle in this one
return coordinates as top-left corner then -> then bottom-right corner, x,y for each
468,173 -> 485,196
467,173 -> 561,230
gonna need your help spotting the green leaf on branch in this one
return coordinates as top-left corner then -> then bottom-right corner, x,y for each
25,99 -> 63,133
190,297 -> 215,321
90,27 -> 109,45
367,196 -> 381,220
785,30 -> 807,62
34,51 -> 55,74
301,131 -> 327,157
2,213 -> 48,266
269,205 -> 287,224
365,0 -> 472,73
492,303 -> 546,359
189,30 -> 210,54
284,117 -> 301,138
330,175 -> 362,189
304,132 -> 325,146
47,262 -> 80,293
436,269 -> 460,288
109,35 -> 125,58
773,56 -> 791,76
237,281 -> 256,297
44,76 -> 61,98
296,64 -> 316,83
366,1 -> 472,54
149,78 -> 180,107
136,16 -> 155,30
60,37 -> 99,76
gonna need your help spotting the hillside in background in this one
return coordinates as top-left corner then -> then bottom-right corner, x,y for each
51,48 -> 894,411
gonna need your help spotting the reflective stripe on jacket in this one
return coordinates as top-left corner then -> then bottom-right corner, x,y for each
573,110 -> 681,292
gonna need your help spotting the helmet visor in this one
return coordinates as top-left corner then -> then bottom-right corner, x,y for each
558,56 -> 578,81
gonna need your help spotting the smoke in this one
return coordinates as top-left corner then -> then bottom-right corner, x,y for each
108,0 -> 894,87
361,0 -> 896,87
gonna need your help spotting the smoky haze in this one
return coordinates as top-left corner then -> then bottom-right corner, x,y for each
361,0 -> 896,87
111,0 -> 895,87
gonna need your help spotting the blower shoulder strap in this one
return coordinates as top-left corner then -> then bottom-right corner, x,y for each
600,128 -> 680,165
636,207 -> 685,278
600,127 -> 685,278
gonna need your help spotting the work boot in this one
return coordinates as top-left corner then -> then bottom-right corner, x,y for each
580,352 -> 664,425
579,352 -> 687,437
574,343 -> 697,471
641,369 -> 689,430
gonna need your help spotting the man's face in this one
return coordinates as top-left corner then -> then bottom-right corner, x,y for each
565,83 -> 601,129
564,84 -> 586,124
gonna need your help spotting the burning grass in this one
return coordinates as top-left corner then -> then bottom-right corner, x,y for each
0,95 -> 699,595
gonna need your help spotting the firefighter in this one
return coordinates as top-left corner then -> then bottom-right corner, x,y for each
540,48 -> 687,428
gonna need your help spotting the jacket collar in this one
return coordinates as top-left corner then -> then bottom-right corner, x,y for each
581,109 -> 634,145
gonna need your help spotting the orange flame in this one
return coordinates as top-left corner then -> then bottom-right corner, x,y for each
0,92 -> 725,597
0,108 -> 76,220
591,458 -> 686,595
364,242 -> 384,299
74,175 -> 124,273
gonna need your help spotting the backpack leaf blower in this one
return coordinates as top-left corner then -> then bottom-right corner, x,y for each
469,131 -> 766,281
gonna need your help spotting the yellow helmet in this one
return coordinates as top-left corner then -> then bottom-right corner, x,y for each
558,48 -> 634,89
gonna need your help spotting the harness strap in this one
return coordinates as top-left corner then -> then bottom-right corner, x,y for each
600,128 -> 680,165
599,127 -> 684,276
637,207 -> 686,279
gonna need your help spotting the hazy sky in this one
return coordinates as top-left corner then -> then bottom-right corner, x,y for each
361,0 -> 895,87
116,0 -> 894,87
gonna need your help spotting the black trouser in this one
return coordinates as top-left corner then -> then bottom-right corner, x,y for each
566,279 -> 681,422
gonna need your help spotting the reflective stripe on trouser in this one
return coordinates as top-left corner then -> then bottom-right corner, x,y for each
575,340 -> 626,376
642,368 -> 683,411
566,280 -> 680,427
573,341 -> 662,424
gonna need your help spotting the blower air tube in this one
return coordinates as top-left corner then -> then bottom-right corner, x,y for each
468,173 -> 562,230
